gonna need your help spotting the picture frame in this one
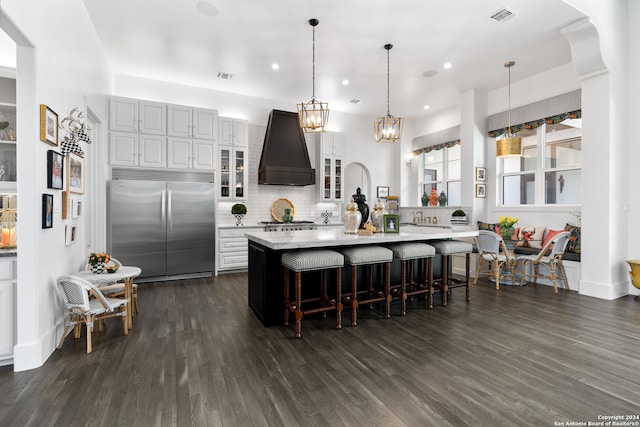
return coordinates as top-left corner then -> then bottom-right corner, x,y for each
65,223 -> 78,246
383,214 -> 400,233
475,183 -> 486,198
61,191 -> 69,219
71,199 -> 83,218
67,153 -> 85,194
42,194 -> 53,229
377,186 -> 389,199
47,150 -> 64,190
40,104 -> 58,146
475,167 -> 486,182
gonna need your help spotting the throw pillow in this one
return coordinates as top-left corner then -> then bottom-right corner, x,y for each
564,223 -> 581,253
516,225 -> 546,249
477,221 -> 498,233
543,229 -> 565,248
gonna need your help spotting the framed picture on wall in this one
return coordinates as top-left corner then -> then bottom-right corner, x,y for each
40,104 -> 58,146
71,199 -> 83,218
47,150 -> 64,190
65,223 -> 77,246
475,183 -> 486,198
42,194 -> 53,229
383,214 -> 400,233
67,153 -> 85,194
377,186 -> 389,199
475,167 -> 486,182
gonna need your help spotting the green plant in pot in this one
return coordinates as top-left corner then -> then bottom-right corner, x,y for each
451,209 -> 468,224
231,203 -> 247,226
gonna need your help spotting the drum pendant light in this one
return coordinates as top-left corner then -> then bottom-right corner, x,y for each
497,61 -> 522,157
297,19 -> 329,132
374,44 -> 404,143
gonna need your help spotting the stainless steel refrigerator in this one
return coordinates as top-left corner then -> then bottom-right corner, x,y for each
109,179 -> 216,279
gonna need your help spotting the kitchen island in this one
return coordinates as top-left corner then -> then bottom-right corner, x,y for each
246,226 -> 478,327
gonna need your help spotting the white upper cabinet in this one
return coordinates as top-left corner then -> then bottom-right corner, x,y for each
310,132 -> 344,202
167,105 -> 218,140
219,117 -> 248,146
321,132 -> 344,156
167,137 -> 216,170
110,132 -> 166,168
110,97 -> 166,135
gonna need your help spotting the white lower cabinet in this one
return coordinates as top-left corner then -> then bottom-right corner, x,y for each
0,256 -> 16,365
217,227 -> 262,273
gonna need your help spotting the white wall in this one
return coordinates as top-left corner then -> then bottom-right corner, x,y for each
1,0 -> 113,371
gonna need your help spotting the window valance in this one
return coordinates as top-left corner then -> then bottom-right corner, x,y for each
412,139 -> 460,156
488,109 -> 582,138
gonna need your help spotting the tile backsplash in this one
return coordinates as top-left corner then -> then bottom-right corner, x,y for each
216,124 -> 342,226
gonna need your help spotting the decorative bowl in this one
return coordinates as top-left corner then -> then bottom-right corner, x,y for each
106,265 -> 120,274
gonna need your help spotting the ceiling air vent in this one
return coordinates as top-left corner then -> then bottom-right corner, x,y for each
489,7 -> 516,23
217,71 -> 234,80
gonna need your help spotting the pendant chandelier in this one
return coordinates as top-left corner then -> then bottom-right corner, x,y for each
375,44 -> 404,143
496,61 -> 522,158
297,18 -> 329,132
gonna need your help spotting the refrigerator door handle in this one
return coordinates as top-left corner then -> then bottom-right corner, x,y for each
161,189 -> 167,231
167,189 -> 173,231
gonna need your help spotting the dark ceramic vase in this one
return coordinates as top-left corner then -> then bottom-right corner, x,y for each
352,187 -> 369,229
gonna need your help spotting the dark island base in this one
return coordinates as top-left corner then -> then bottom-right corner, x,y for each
248,241 -> 444,327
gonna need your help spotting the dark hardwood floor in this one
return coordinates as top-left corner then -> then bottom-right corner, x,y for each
1,273 -> 639,427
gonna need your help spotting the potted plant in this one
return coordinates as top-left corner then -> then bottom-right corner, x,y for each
231,203 -> 247,226
451,209 -> 468,224
88,252 -> 110,274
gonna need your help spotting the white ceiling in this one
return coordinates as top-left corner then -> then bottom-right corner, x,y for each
69,2 -> 590,119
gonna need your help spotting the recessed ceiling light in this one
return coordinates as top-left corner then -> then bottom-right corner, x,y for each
443,62 -> 452,70
350,99 -> 361,104
196,1 -> 219,17
342,79 -> 349,86
271,63 -> 279,70
423,105 -> 430,110
422,70 -> 437,77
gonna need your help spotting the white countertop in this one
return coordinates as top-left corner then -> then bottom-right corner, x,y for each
245,226 -> 478,250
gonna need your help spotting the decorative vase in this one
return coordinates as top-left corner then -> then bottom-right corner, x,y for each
352,187 -> 369,229
429,189 -> 438,206
343,198 -> 362,234
438,191 -> 448,206
370,199 -> 386,232
91,262 -> 106,274
500,227 -> 515,241
281,208 -> 293,223
421,191 -> 428,206
234,214 -> 245,226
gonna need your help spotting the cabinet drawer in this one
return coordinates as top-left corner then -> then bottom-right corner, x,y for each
218,227 -> 262,238
218,252 -> 248,270
220,238 -> 247,252
0,259 -> 15,281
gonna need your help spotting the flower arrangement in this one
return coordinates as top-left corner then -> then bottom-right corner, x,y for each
498,215 -> 518,229
88,252 -> 110,266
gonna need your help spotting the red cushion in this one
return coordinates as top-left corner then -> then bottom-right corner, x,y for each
543,229 -> 564,248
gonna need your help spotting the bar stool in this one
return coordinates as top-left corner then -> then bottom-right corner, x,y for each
387,243 -> 436,313
283,249 -> 344,339
340,246 -> 393,326
429,240 -> 473,306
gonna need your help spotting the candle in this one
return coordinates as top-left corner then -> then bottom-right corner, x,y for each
1,228 -> 8,246
9,228 -> 15,246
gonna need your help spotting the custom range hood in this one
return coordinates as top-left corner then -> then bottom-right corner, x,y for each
258,110 -> 316,186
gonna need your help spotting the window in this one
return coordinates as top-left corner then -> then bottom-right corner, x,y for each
499,119 -> 581,205
422,143 -> 461,205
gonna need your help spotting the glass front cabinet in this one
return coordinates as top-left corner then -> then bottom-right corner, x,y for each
310,132 -> 344,202
218,147 -> 246,199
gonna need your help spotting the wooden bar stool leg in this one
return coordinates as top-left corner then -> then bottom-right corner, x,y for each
335,268 -> 343,329
465,253 -> 471,301
321,271 -> 328,319
400,260 -> 407,316
283,266 -> 290,326
294,271 -> 303,339
351,265 -> 358,326
426,257 -> 433,309
442,255 -> 449,307
384,262 -> 391,319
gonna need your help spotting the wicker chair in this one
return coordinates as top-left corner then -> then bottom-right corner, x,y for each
474,230 -> 517,290
85,258 -> 139,315
517,231 -> 571,293
57,275 -> 128,353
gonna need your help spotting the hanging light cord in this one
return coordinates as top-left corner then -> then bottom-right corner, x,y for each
386,46 -> 391,116
507,64 -> 512,135
311,23 -> 316,102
